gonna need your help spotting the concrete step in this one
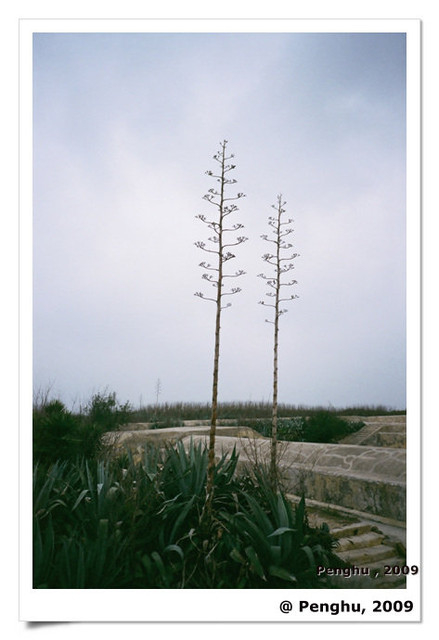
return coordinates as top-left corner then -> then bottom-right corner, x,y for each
366,559 -> 407,588
325,514 -> 407,588
336,531 -> 385,552
366,557 -> 407,586
375,575 -> 407,588
329,549 -> 408,588
336,543 -> 396,565
331,521 -> 374,539
294,495 -> 406,588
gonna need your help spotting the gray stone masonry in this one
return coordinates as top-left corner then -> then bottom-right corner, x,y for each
103,415 -> 407,523
178,434 -> 406,522
102,425 -> 263,448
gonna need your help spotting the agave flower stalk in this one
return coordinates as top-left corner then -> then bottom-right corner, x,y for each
259,195 -> 299,489
195,140 -> 247,518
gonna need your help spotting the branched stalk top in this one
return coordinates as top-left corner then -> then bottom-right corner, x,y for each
194,140 -> 247,309
259,194 -> 299,322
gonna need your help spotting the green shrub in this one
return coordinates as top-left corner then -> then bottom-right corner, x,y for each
33,400 -> 82,465
240,417 -> 304,441
84,390 -> 131,431
241,414 -> 364,444
277,418 -> 305,441
302,411 -> 360,443
33,391 -> 132,465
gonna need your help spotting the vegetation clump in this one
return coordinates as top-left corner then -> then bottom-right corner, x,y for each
241,412 -> 363,444
33,440 -> 341,589
302,411 -> 361,443
129,401 -> 404,424
33,390 -> 131,465
31,389 -> 399,588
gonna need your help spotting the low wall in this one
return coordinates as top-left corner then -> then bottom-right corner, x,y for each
180,435 -> 406,522
102,425 -> 263,448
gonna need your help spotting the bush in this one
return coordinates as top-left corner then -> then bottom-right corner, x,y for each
33,391 -> 132,465
33,400 -> 82,465
241,415 -> 365,444
302,411 -> 360,443
84,391 -> 131,432
241,417 -> 305,442
33,442 -> 341,589
277,418 -> 305,441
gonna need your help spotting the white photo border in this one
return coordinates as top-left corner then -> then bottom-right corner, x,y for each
19,17 -> 421,622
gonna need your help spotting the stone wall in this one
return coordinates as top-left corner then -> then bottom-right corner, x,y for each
180,435 -> 406,523
102,416 -> 407,523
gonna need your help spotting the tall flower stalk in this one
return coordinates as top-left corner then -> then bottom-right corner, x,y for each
259,195 -> 299,488
195,140 -> 247,517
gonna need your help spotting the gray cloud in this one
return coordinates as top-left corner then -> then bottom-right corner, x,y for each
33,31 -> 406,409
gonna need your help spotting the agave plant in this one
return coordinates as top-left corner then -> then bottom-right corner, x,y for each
128,440 -> 241,587
33,458 -> 132,587
33,440 -> 338,588
218,473 -> 337,588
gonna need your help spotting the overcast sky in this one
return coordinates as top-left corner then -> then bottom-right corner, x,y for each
33,30 -> 406,410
